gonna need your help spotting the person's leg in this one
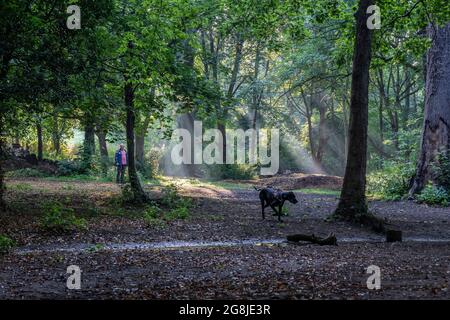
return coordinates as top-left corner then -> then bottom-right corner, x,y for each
120,165 -> 125,184
116,165 -> 121,184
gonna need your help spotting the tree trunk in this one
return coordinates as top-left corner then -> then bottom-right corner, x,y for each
333,0 -> 374,219
96,127 -> 109,176
316,105 -> 327,163
125,78 -> 148,202
83,119 -> 96,170
37,119 -> 43,162
219,35 -> 244,163
52,112 -> 61,155
301,90 -> 315,157
409,22 -> 450,196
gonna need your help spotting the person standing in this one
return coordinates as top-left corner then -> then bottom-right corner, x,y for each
115,144 -> 128,184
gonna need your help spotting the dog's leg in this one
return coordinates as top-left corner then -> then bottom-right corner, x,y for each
278,204 -> 283,222
269,204 -> 278,216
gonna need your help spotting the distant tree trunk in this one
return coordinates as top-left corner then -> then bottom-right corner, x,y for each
125,77 -> 148,202
301,90 -> 315,157
96,126 -> 109,176
333,0 -> 374,220
220,35 -> 244,163
36,119 -> 43,162
316,105 -> 327,163
409,22 -> 450,196
52,112 -> 61,155
83,118 -> 96,170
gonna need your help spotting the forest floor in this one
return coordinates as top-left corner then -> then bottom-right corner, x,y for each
0,175 -> 449,299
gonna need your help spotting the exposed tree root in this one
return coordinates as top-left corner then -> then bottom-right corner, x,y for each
328,209 -> 387,234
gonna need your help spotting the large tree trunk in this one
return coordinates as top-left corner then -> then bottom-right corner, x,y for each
125,78 -> 148,202
409,22 -> 450,196
96,126 -> 109,176
83,118 -> 96,171
333,0 -> 374,219
36,119 -> 43,162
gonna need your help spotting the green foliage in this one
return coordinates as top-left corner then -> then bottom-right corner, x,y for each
119,184 -> 136,204
142,206 -> 165,228
432,151 -> 450,190
367,163 -> 415,200
56,160 -> 87,176
0,235 -> 16,254
141,183 -> 193,225
6,168 -> 48,178
140,149 -> 163,179
208,164 -> 257,180
10,183 -> 32,191
40,201 -> 87,232
416,184 -> 449,206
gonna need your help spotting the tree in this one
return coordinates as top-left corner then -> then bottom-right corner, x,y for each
332,0 -> 377,224
409,22 -> 450,196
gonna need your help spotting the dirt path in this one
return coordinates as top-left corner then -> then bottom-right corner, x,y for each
1,178 -> 449,299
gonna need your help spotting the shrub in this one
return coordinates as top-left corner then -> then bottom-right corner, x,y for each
416,184 -> 449,206
0,235 -> 16,254
40,201 -> 87,232
367,163 -> 415,200
142,205 -> 165,228
56,159 -> 87,176
208,164 -> 257,180
141,148 -> 162,179
160,183 -> 182,209
167,205 -> 190,220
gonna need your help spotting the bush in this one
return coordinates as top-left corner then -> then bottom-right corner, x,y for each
140,148 -> 162,179
367,163 -> 415,200
142,205 -> 165,228
40,201 -> 87,232
208,164 -> 257,180
141,183 -> 193,223
0,235 -> 16,254
416,184 -> 449,206
6,168 -> 48,178
56,159 -> 87,176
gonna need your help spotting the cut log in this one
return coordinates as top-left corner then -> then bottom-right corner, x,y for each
287,233 -> 337,246
386,230 -> 402,242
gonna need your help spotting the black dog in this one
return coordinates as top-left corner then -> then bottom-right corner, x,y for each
254,186 -> 298,222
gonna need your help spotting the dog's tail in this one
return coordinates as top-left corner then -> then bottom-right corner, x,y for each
253,186 -> 262,191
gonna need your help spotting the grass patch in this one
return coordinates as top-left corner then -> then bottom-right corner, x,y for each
295,188 -> 340,196
9,182 -> 33,191
0,235 -> 16,254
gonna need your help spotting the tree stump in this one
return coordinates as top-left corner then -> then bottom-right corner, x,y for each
386,230 -> 402,242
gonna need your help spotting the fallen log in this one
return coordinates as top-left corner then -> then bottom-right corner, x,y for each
287,233 -> 337,246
